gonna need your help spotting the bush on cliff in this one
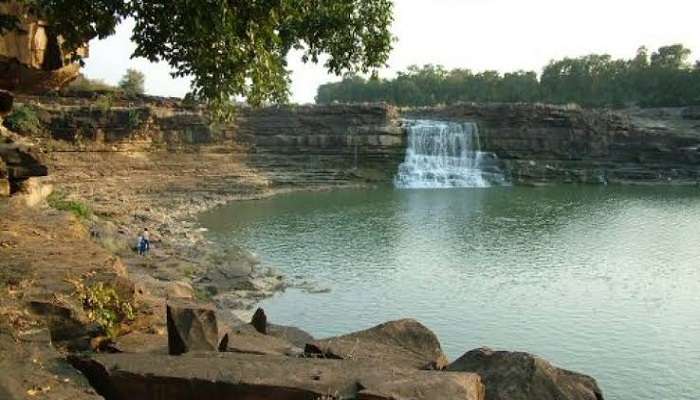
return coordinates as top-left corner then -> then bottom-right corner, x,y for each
3,105 -> 42,135
47,192 -> 92,220
65,74 -> 118,93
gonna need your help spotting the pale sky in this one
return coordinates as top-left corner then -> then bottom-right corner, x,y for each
83,0 -> 700,104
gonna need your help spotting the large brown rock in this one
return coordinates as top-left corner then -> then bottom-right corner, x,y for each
250,307 -> 267,334
305,319 -> 449,370
70,352 -> 485,400
0,2 -> 87,93
28,298 -> 100,351
447,348 -> 604,400
166,300 -> 219,355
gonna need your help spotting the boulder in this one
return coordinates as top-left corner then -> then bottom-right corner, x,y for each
447,348 -> 604,400
305,319 -> 449,370
70,352 -> 485,400
28,299 -> 100,350
268,323 -> 315,348
250,307 -> 267,334
165,281 -> 195,300
0,2 -> 87,93
166,300 -> 218,355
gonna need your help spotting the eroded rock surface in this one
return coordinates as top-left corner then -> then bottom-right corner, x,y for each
447,348 -> 604,400
166,300 -> 219,355
305,319 -> 449,370
70,352 -> 485,400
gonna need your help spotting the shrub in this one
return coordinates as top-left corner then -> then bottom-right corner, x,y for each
70,279 -> 135,338
127,108 -> 142,129
66,75 -> 118,93
3,105 -> 42,135
47,192 -> 92,219
95,94 -> 115,114
119,69 -> 145,96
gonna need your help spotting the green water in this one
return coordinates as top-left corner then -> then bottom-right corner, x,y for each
199,185 -> 700,400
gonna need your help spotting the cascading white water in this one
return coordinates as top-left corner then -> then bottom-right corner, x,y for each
394,120 -> 505,189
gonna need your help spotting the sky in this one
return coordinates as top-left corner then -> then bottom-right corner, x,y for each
83,0 -> 700,104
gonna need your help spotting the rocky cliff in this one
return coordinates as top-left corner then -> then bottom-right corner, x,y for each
405,104 -> 700,185
5,96 -> 700,196
7,95 -> 405,194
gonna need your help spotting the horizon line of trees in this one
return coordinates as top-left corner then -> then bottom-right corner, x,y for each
315,44 -> 700,108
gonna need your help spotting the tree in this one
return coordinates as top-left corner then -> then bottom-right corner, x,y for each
118,68 -> 145,96
2,0 -> 394,119
314,44 -> 700,109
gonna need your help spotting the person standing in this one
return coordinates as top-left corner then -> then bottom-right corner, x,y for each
136,233 -> 144,255
141,228 -> 150,255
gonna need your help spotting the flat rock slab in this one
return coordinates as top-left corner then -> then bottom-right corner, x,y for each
305,319 -> 449,370
267,323 -> 315,348
220,324 -> 301,356
71,352 -> 484,400
112,332 -> 168,354
447,348 -> 604,400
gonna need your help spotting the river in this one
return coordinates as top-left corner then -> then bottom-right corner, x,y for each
199,185 -> 700,400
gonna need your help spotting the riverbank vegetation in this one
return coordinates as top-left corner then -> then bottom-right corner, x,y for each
316,44 -> 700,108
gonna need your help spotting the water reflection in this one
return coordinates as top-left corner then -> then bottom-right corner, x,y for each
199,185 -> 700,400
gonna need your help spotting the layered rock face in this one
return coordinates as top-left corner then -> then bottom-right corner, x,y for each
11,95 -> 405,193
406,104 -> 700,184
0,128 -> 47,195
0,1 -> 86,94
6,95 -> 700,190
237,104 -> 405,183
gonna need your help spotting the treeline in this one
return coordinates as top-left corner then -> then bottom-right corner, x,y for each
315,45 -> 700,108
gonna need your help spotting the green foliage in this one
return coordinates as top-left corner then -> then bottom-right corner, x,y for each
47,192 -> 92,219
127,108 -> 141,129
65,74 -> 118,93
4,105 -> 42,135
70,279 -> 135,338
193,285 -> 213,302
119,68 -> 145,96
95,93 -> 115,114
317,44 -> 700,108
15,0 -> 394,120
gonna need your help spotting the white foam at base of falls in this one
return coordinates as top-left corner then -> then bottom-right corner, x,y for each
394,120 -> 506,189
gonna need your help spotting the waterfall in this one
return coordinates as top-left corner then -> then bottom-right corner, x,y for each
394,120 -> 506,189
